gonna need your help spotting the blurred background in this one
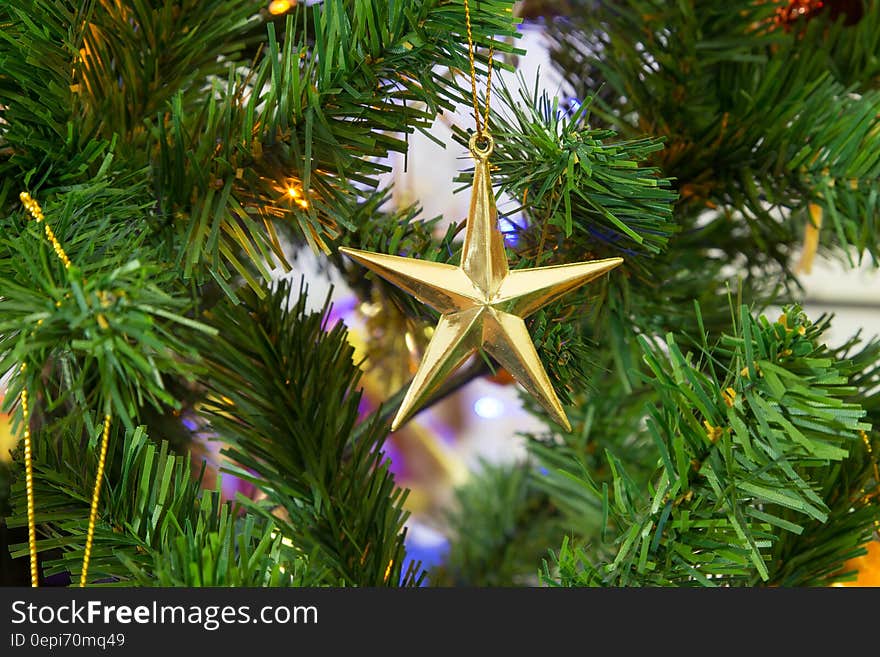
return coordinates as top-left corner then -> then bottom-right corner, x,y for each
265,14 -> 880,572
2,1 -> 878,581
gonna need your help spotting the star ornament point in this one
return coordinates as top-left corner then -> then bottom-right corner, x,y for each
340,149 -> 622,433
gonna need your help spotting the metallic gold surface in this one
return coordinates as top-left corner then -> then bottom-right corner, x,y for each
341,135 -> 622,432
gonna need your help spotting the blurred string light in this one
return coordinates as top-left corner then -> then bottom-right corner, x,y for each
498,212 -> 527,248
269,0 -> 324,14
0,395 -> 13,464
474,396 -> 504,419
283,182 -> 309,209
403,522 -> 450,584
269,0 -> 294,15
563,96 -> 582,117
553,96 -> 585,123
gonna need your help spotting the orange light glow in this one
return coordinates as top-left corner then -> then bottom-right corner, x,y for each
0,394 -> 14,464
284,184 -> 308,209
833,540 -> 880,587
269,1 -> 293,15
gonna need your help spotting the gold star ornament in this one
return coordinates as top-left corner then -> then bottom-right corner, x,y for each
340,134 -> 622,432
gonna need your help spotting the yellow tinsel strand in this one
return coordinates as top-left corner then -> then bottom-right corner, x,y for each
19,192 -> 72,270
18,190 -> 72,588
19,363 -> 39,588
19,191 -> 116,586
80,414 -> 112,587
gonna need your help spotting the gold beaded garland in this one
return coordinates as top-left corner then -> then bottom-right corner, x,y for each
17,191 -> 114,587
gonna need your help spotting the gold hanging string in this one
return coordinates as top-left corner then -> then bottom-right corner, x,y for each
19,363 -> 39,587
19,191 -> 112,587
463,0 -> 495,138
81,413 -> 112,587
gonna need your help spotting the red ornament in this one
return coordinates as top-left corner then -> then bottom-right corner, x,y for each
775,0 -> 864,28
775,0 -> 825,26
486,367 -> 516,386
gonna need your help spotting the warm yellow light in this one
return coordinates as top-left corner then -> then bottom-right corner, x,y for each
269,0 -> 293,15
283,183 -> 308,208
0,399 -> 14,464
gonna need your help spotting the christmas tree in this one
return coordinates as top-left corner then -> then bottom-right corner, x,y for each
0,0 -> 878,588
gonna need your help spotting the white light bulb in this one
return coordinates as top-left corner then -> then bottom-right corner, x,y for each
473,396 -> 504,419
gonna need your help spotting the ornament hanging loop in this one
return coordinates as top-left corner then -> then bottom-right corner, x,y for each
469,131 -> 494,161
463,0 -> 495,140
